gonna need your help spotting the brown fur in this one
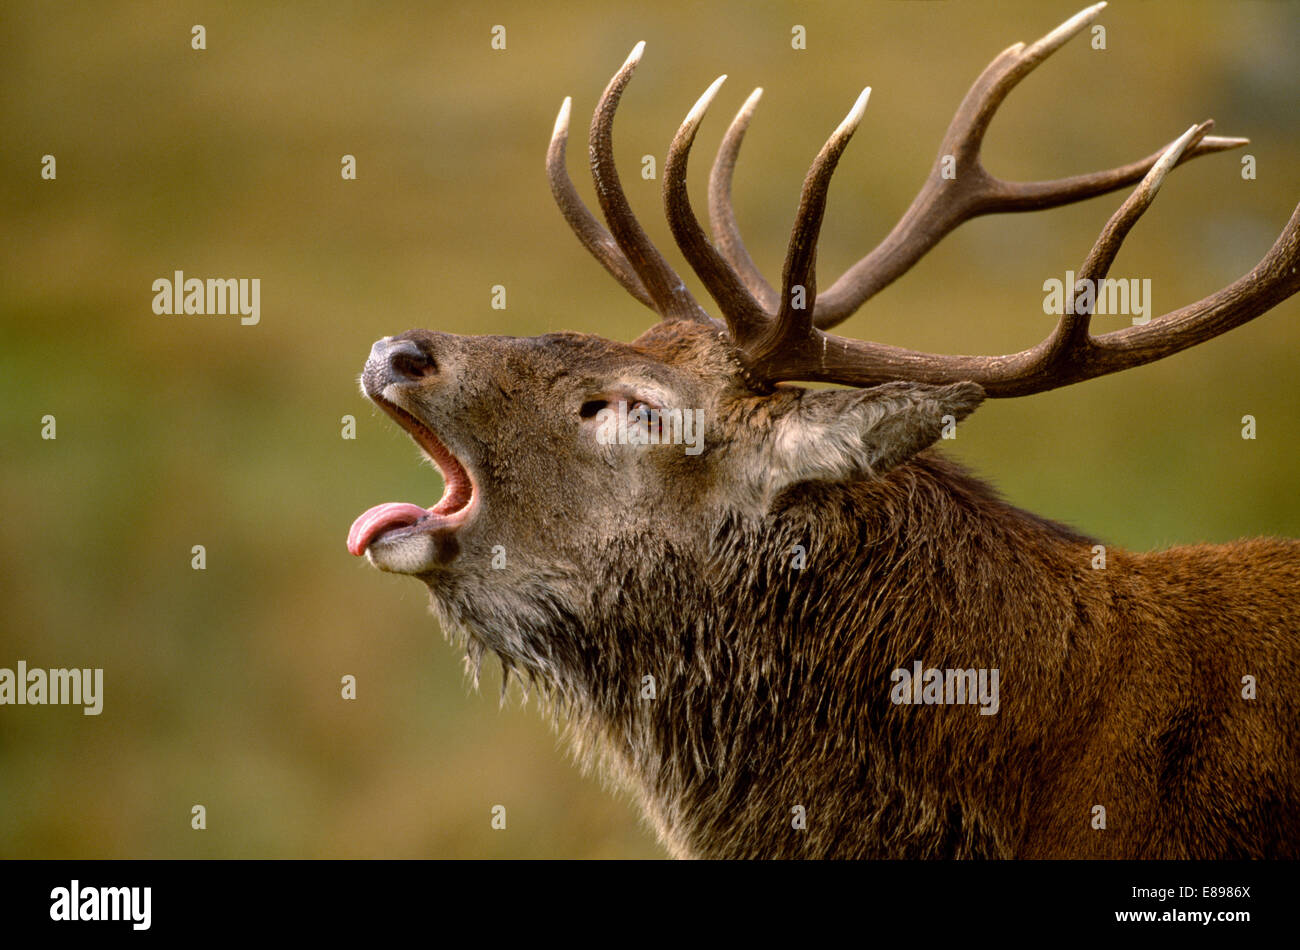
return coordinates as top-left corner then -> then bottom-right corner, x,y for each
354,323 -> 1299,858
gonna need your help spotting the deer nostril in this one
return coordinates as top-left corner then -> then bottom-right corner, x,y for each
387,341 -> 438,381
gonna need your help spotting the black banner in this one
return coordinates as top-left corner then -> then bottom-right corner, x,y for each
1,859 -> 1292,938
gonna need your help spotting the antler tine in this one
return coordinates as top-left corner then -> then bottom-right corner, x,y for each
1005,123 -> 1208,391
663,75 -> 765,338
708,88 -> 779,314
767,88 -> 871,348
546,96 -> 655,310
811,1 -> 1250,330
588,43 -> 711,323
1043,123 -> 1210,361
986,128 -> 1247,212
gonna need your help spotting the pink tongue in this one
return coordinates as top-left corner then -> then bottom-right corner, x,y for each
347,503 -> 430,556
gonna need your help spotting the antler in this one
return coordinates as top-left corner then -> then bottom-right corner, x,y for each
708,2 -> 1254,332
547,42 -> 713,325
549,4 -> 1300,397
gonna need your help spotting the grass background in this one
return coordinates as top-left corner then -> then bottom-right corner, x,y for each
1,0 -> 1296,858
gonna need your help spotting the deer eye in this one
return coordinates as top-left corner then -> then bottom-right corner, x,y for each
579,397 -> 657,419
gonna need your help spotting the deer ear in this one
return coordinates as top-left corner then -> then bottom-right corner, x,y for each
768,381 -> 984,489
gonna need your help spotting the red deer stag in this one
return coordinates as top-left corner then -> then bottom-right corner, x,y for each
349,3 -> 1300,858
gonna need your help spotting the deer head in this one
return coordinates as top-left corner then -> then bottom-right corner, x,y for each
347,3 -> 1300,855
351,0 -> 1296,585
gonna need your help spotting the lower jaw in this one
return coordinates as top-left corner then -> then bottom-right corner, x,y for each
367,526 -> 462,573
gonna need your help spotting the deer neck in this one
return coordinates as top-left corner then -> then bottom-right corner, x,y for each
579,453 -> 1101,857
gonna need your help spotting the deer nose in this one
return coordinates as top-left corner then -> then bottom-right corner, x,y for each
369,337 -> 438,382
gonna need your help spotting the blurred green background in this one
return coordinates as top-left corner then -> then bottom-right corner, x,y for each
1,0 -> 1296,858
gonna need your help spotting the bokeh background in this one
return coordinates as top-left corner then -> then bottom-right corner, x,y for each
1,0 -> 1296,858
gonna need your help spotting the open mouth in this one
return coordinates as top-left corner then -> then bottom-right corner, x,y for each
347,397 -> 476,557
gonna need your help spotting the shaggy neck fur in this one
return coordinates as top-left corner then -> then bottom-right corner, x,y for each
441,452 -> 1299,858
